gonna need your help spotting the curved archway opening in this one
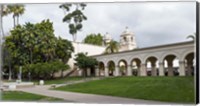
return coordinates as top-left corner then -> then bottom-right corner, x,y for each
145,57 -> 158,76
163,55 -> 179,76
107,61 -> 115,76
130,58 -> 141,76
99,62 -> 105,76
118,59 -> 128,76
184,52 -> 194,76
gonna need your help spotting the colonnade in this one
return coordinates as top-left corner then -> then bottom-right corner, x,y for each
94,52 -> 194,77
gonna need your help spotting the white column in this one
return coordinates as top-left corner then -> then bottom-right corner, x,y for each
87,68 -> 91,76
151,63 -> 157,76
179,61 -> 185,76
187,60 -> 193,76
159,62 -> 164,76
168,62 -> 174,76
127,65 -> 132,76
140,63 -> 147,76
104,66 -> 109,77
137,64 -> 141,76
115,66 -> 120,76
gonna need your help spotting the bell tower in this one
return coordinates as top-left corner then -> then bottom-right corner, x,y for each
119,27 -> 137,51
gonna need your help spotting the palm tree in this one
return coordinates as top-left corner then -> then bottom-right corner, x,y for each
0,5 -> 10,37
187,33 -> 196,41
105,40 -> 119,53
7,5 -> 25,28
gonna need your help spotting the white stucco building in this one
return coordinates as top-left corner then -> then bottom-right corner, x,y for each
57,27 -> 195,77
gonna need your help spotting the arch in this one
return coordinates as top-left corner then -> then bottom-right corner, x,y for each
143,54 -> 159,63
128,56 -> 143,64
107,60 -> 116,76
118,59 -> 128,76
184,52 -> 194,61
98,61 -> 105,76
184,52 -> 194,76
160,52 -> 180,63
163,54 -> 179,76
130,58 -> 141,76
145,56 -> 159,76
179,49 -> 194,61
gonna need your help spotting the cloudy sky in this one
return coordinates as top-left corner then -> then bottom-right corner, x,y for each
3,1 -> 196,47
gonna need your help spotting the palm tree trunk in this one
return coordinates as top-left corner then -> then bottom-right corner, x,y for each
0,7 -> 3,83
13,16 -> 16,28
0,16 -> 5,37
17,16 -> 19,25
8,63 -> 12,81
72,34 -> 77,42
0,6 -> 4,37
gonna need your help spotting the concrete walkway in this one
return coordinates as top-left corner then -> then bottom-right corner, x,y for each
17,85 -> 178,104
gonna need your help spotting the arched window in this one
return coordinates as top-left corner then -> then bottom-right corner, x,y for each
123,37 -> 127,41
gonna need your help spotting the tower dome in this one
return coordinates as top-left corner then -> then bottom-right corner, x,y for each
121,27 -> 134,37
119,27 -> 137,51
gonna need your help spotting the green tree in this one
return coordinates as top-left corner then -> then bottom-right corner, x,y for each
83,33 -> 103,46
105,40 -> 119,54
55,37 -> 74,63
59,3 -> 87,42
75,53 -> 98,78
7,4 -> 25,27
4,19 -> 73,80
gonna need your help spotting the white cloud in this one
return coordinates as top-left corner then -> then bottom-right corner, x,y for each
3,2 -> 196,47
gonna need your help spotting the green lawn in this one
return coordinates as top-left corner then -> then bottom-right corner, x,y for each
55,76 -> 195,103
1,91 -> 65,102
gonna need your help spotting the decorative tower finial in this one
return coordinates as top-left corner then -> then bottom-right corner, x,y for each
119,27 -> 137,51
125,26 -> 129,32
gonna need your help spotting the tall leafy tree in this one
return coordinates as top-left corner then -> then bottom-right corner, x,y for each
4,19 -> 74,80
83,33 -> 103,46
59,3 -> 87,42
55,37 -> 74,63
105,40 -> 119,54
7,4 -> 25,28
75,53 -> 98,77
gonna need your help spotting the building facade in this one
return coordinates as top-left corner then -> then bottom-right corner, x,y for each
57,27 -> 195,77
92,41 -> 195,77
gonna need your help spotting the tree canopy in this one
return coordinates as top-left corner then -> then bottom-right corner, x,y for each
3,19 -> 74,80
59,3 -> 87,42
83,33 -> 103,46
105,40 -> 119,54
75,53 -> 98,77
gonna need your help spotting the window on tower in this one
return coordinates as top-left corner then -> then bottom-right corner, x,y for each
124,37 -> 127,42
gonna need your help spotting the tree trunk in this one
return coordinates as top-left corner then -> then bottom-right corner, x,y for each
72,33 -> 77,42
18,66 -> 22,81
17,16 -> 19,25
8,62 -> 12,81
0,9 -> 3,82
13,16 -> 16,28
0,13 -> 5,37
30,49 -> 33,64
